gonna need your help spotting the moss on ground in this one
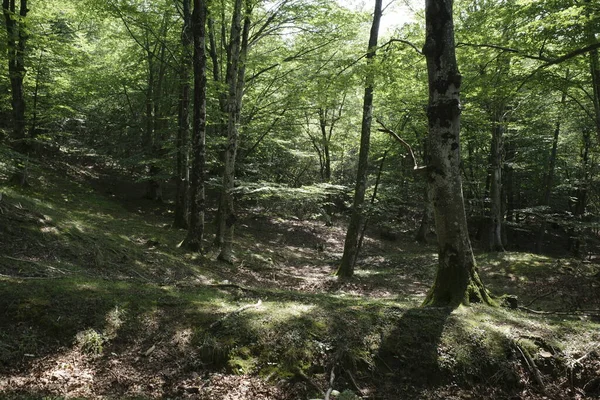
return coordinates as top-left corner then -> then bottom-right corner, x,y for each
1,155 -> 599,399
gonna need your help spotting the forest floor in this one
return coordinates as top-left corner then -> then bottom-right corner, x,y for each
1,150 -> 600,399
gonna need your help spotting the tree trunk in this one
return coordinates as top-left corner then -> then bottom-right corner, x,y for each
358,150 -> 388,251
587,0 -> 600,144
536,89 -> 567,253
421,0 -> 492,307
209,8 -> 235,248
174,0 -> 193,229
591,50 -> 600,142
217,0 -> 250,262
318,109 -> 332,182
568,128 -> 591,255
415,185 -> 437,244
142,43 -> 158,199
3,0 -> 29,185
336,0 -> 382,278
182,0 -> 208,252
145,16 -> 170,202
504,140 -> 515,223
29,50 -> 42,138
488,109 -> 505,252
415,134 -> 437,244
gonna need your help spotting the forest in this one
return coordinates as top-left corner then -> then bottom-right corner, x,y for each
1,0 -> 600,398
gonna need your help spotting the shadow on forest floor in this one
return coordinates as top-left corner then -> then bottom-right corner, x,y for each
375,307 -> 452,398
1,153 -> 600,399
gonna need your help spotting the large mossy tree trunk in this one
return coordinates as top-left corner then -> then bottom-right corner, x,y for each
336,0 -> 382,278
3,0 -> 29,186
182,0 -> 208,252
422,0 -> 492,307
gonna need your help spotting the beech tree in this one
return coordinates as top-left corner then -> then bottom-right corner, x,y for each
2,0 -> 29,185
422,0 -> 492,306
336,0 -> 382,278
182,0 -> 208,252
216,0 -> 250,263
173,0 -> 193,229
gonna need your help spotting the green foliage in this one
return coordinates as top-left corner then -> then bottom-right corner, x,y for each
338,390 -> 360,400
1,156 -> 600,398
234,181 -> 349,219
75,328 -> 106,355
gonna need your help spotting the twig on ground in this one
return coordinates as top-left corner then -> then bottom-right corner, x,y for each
345,369 -> 366,396
0,273 -> 53,280
3,255 -> 44,265
324,366 -> 336,400
294,367 -> 323,394
209,299 -> 262,329
523,290 -> 555,307
518,306 -> 600,316
127,268 -> 154,283
376,354 -> 393,372
209,283 -> 260,293
512,340 -> 546,394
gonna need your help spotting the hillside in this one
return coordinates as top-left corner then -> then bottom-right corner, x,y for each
1,152 -> 600,399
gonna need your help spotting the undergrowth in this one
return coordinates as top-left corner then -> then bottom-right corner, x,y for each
0,153 -> 599,399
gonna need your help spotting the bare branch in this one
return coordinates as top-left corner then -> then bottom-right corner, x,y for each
376,118 -> 424,171
381,38 -> 423,55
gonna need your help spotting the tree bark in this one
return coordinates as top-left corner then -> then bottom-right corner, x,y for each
358,150 -> 388,252
421,0 -> 492,307
318,108 -> 332,182
208,11 -> 231,247
182,0 -> 208,252
174,0 -> 193,229
488,108 -> 505,252
415,133 -> 437,244
568,128 -> 591,255
586,0 -> 600,144
3,0 -> 29,185
144,15 -> 170,202
217,0 -> 251,262
504,140 -> 515,223
591,49 -> 600,142
336,0 -> 382,278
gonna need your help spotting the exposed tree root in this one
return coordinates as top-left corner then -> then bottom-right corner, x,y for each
511,339 -> 546,394
345,369 -> 366,396
293,367 -> 323,394
518,306 -> 600,316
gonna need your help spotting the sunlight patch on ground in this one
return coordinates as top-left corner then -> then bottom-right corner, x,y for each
64,219 -> 88,233
40,225 -> 60,235
171,328 -> 194,351
75,282 -> 101,291
258,301 -> 315,320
